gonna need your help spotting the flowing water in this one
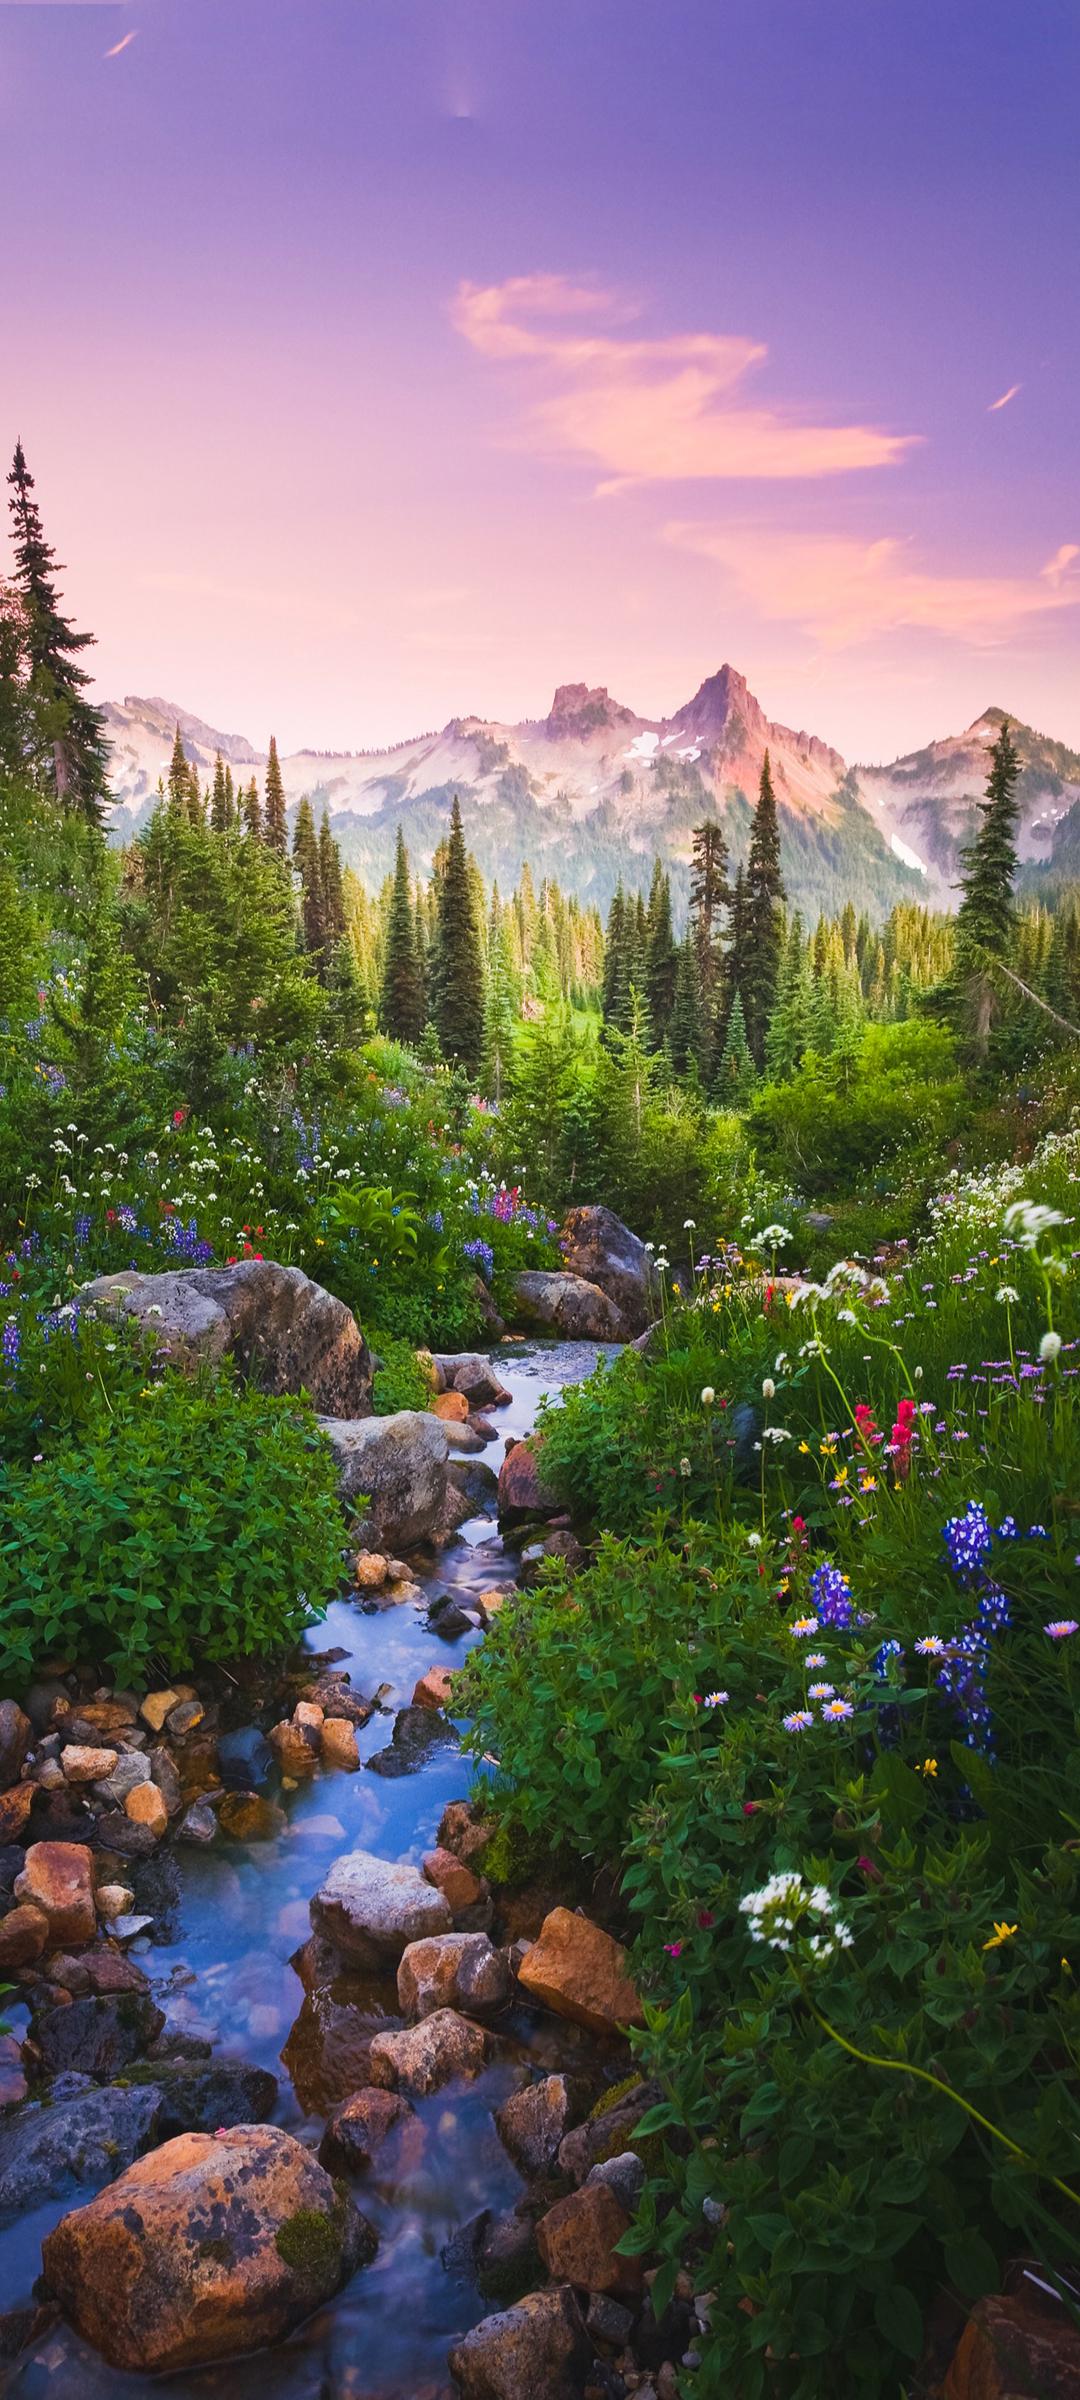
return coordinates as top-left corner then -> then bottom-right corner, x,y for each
0,1341 -> 615,2400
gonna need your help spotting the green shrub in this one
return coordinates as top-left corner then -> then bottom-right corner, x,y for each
370,1330 -> 432,1415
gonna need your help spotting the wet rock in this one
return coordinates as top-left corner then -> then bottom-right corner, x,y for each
537,2180 -> 641,2299
438,1798 -> 496,1868
517,1909 -> 643,2036
431,1354 -> 513,1409
148,1745 -> 183,1815
496,2072 -> 586,2177
91,1809 -> 159,1861
83,1259 -> 374,1417
319,1408 -> 450,1549
354,1550 -> 389,1590
32,1991 -> 166,2078
397,1931 -> 509,2019
368,2007 -> 488,2095
512,1269 -> 623,1344
320,1717 -> 360,1771
560,1206 -> 658,1337
268,1718 -> 320,1777
945,2293 -> 1080,2397
299,1674 -> 374,1725
423,1846 -> 488,1917
585,2294 -> 635,2349
130,1849 -> 184,1937
23,1680 -> 72,1736
93,1751 -> 152,1806
448,1457 -> 501,1509
0,1782 -> 36,1841
586,2150 -> 646,2214
433,1388 -> 470,1422
366,1704 -> 458,1778
281,1975 -> 396,2116
216,1724 -> 273,1790
217,1790 -> 287,1841
0,1699 -> 32,1788
0,2035 -> 28,2108
14,1841 -> 95,1946
413,1665 -> 458,1711
444,1420 -> 487,1454
448,2284 -> 592,2400
61,1744 -> 118,1785
311,1846 -> 452,1965
40,2122 -> 375,2373
176,1799 -> 218,1845
153,2058 -> 278,2135
0,2082 -> 165,2213
557,2083 -> 658,2186
139,1688 -> 181,1734
475,2209 -> 544,2305
78,1946 -> 150,1996
318,2085 -> 417,2174
125,1781 -> 168,1838
95,1881 -> 135,1921
0,1901 -> 49,1969
497,1437 -> 559,1526
166,1697 -> 205,1740
429,1592 -> 481,1639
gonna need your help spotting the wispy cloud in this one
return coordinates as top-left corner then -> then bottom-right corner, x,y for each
988,383 -> 1022,412
104,29 -> 138,59
452,274 -> 919,489
667,522 -> 1080,649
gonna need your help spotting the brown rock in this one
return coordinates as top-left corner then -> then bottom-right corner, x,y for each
368,2007 -> 488,2096
412,1665 -> 457,1712
437,1799 -> 496,1867
0,1902 -> 50,1969
40,2123 -> 373,2374
433,1389 -> 470,1422
310,1848 -> 452,1965
14,1842 -> 95,1946
397,1931 -> 509,2020
124,1782 -> 168,1838
496,2073 -> 584,2177
448,2285 -> 592,2400
497,1438 -> 558,1526
217,1791 -> 287,1841
149,1745 -> 183,1815
140,1689 -> 181,1734
354,1550 -> 389,1589
517,1908 -> 643,2036
166,1697 -> 205,1740
537,2181 -> 641,2299
95,1882 -> 135,1920
320,1717 -> 360,1771
268,1719 -> 319,1777
559,1206 -> 658,1337
0,2029 -> 28,2108
423,1845 -> 485,1914
318,2086 -> 418,2174
0,1782 -> 36,1841
82,1258 -> 374,1418
945,2295 -> 1080,2398
0,1699 -> 32,1788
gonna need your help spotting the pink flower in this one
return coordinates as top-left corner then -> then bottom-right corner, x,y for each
663,1941 -> 683,1958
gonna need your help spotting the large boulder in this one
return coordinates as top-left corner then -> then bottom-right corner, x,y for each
516,1908 -> 643,2036
430,1353 -> 513,1408
40,2123 -> 374,2374
368,2007 -> 488,2096
82,1260 -> 373,1417
560,1206 -> 658,1337
397,1931 -> 509,2019
0,2083 -> 166,2216
497,1437 -> 559,1526
512,1270 -> 623,1343
310,1846 -> 452,1966
536,2180 -> 641,2299
318,1409 -> 451,1548
945,2293 -> 1080,2397
448,2284 -> 592,2400
14,1842 -> 95,1947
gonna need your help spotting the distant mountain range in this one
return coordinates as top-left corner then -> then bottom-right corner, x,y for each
101,671 -> 1080,924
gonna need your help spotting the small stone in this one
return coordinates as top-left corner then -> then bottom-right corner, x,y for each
368,2008 -> 488,2096
945,2294 -> 1080,2398
353,1552 -> 389,1590
176,1801 -> 217,1846
293,1700 -> 324,1736
449,2286 -> 592,2400
93,1751 -> 152,1806
0,1699 -> 33,1788
149,1747 -> 183,1815
268,1720 -> 319,1778
537,2181 -> 641,2299
310,1847 -> 452,1965
217,1791 -> 287,1842
586,2294 -> 634,2349
586,2150 -> 647,2214
423,1846 -> 485,1914
14,1841 -> 95,1946
433,1389 -> 470,1421
318,2086 -> 417,2174
437,1799 -> 495,1867
412,1666 -> 457,1711
517,1908 -> 643,2035
91,1809 -> 158,1860
398,1931 -> 509,2019
166,1698 -> 205,1740
496,2074 -> 584,2177
477,1586 -> 510,1616
125,1782 -> 168,1838
0,1902 -> 50,1969
139,1689 -> 181,1734
217,1725 -> 273,1789
0,1783 -> 36,1841
320,1717 -> 360,1771
36,1756 -> 66,1791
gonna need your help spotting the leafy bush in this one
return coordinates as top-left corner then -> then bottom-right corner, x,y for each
371,1329 -> 433,1415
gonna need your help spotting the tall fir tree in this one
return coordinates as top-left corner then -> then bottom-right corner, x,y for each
293,796 -> 325,956
431,797 -> 485,1072
379,826 -> 425,1040
482,916 -> 518,1105
210,753 -> 229,834
741,750 -> 786,1064
0,586 -> 31,777
264,734 -> 288,855
645,862 -> 677,1046
6,442 -> 109,819
166,726 -> 189,816
714,988 -> 756,1105
318,811 -> 347,947
669,935 -> 705,1079
242,775 -> 262,841
689,817 -> 730,1042
602,883 -> 630,1029
950,719 -> 1022,1061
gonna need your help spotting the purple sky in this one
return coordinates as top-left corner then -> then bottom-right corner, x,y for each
2,0 -> 1078,760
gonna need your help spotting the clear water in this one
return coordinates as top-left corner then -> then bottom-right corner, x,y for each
0,1342 -> 615,2400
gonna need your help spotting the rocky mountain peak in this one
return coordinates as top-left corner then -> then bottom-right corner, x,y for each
543,684 -> 637,742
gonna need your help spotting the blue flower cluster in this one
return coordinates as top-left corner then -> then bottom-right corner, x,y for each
809,1560 -> 853,1629
463,1236 -> 495,1285
941,1498 -> 994,1580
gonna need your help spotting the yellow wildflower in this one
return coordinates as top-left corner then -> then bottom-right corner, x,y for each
982,1921 -> 1018,1952
918,1758 -> 937,1776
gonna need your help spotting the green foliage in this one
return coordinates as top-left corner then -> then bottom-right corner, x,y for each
370,1331 -> 433,1416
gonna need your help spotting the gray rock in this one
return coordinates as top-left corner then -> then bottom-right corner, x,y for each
310,1846 -> 452,1965
368,2007 -> 488,2096
318,1409 -> 450,1548
32,1993 -> 165,2079
586,2293 -> 635,2347
153,2058 -> 278,2134
449,2285 -> 592,2400
512,1270 -> 624,1343
0,1699 -> 32,1789
176,1800 -> 217,1845
397,1930 -> 510,2019
365,1703 -> 458,1778
560,1205 -> 659,1336
586,2149 -> 647,2213
0,2082 -> 165,2214
93,1750 -> 152,1806
447,1456 -> 501,1506
430,1353 -> 512,1408
81,1258 -> 373,1417
216,1724 -> 273,1790
496,2072 -> 585,2177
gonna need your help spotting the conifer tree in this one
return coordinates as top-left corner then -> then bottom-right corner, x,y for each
431,797 -> 485,1072
224,763 -> 236,826
764,912 -> 811,1081
293,796 -> 325,955
318,811 -> 346,947
714,989 -> 756,1105
211,753 -> 228,833
645,862 -> 677,1045
482,917 -> 518,1105
690,817 -> 730,1040
950,719 -> 1022,1060
167,726 -> 189,816
242,775 -> 262,841
264,734 -> 288,854
185,761 -> 204,827
602,884 -> 629,1028
379,826 -> 425,1040
742,750 -> 786,1063
0,587 -> 31,777
6,442 -> 109,819
669,935 -> 705,1078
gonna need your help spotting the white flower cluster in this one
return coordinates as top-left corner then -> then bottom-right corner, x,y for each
1003,1200 -> 1069,1251
739,1871 -> 853,1960
788,1259 -> 889,1311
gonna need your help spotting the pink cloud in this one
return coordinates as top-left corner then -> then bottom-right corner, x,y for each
452,274 -> 918,487
988,383 -> 1022,412
667,521 -> 1080,648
